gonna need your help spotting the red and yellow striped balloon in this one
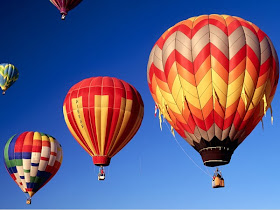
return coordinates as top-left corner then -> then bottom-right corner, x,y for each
63,76 -> 144,166
147,14 -> 279,167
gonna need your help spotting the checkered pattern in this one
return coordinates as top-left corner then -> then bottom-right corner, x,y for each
4,132 -> 63,198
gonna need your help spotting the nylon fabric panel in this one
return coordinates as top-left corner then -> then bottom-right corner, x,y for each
71,97 -> 96,154
63,76 -> 144,165
15,133 -> 28,191
0,63 -> 19,92
147,14 -> 279,166
4,134 -> 26,192
149,43 -> 198,145
50,0 -> 82,12
3,132 -> 63,198
63,106 -> 93,156
103,78 -> 125,155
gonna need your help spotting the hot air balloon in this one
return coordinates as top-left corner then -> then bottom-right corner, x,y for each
63,76 -> 144,180
4,132 -> 63,204
50,0 -> 83,20
147,15 -> 279,173
0,63 -> 19,95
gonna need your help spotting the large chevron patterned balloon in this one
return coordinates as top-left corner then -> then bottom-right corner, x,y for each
147,14 -> 279,167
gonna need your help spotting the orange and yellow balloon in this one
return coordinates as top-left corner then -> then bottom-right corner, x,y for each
147,14 -> 279,167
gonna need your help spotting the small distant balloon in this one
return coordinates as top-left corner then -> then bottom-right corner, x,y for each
50,0 -> 83,20
0,63 -> 19,95
4,132 -> 63,204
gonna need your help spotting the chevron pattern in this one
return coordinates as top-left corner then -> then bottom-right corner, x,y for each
147,14 -> 279,165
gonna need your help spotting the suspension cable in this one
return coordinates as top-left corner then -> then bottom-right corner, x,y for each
163,120 -> 212,178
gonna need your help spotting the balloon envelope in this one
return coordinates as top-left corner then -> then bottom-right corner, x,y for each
0,63 -> 19,94
50,0 -> 83,19
63,76 -> 144,166
4,132 -> 63,198
147,14 -> 279,166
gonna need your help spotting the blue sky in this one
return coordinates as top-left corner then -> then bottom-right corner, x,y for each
0,0 -> 280,209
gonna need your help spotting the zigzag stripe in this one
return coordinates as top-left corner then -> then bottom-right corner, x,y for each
148,14 -> 279,147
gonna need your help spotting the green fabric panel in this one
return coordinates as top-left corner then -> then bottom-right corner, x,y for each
4,135 -> 17,168
15,159 -> 23,166
30,176 -> 36,183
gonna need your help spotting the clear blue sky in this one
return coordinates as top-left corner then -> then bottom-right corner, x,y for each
0,0 -> 280,209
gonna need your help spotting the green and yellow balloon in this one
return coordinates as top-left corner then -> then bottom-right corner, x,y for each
0,63 -> 19,95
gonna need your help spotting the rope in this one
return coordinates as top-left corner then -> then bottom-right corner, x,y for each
24,192 -> 29,199
163,120 -> 212,178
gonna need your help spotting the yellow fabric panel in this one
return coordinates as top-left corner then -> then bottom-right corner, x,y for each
100,95 -> 109,155
72,97 -> 96,155
111,104 -> 144,157
95,108 -> 103,152
226,72 -> 244,107
109,99 -> 132,154
165,102 -> 181,115
212,69 -> 227,107
211,56 -> 228,83
177,63 -> 196,86
156,86 -> 172,103
250,89 -> 263,109
156,87 -> 180,114
179,76 -> 200,108
175,88 -> 184,112
42,135 -> 48,141
94,95 -> 102,154
171,75 -> 181,100
196,69 -> 213,108
107,98 -> 126,154
243,72 -> 256,98
33,132 -> 42,140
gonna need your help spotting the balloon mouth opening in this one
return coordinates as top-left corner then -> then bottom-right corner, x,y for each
199,146 -> 233,167
93,156 -> 111,166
